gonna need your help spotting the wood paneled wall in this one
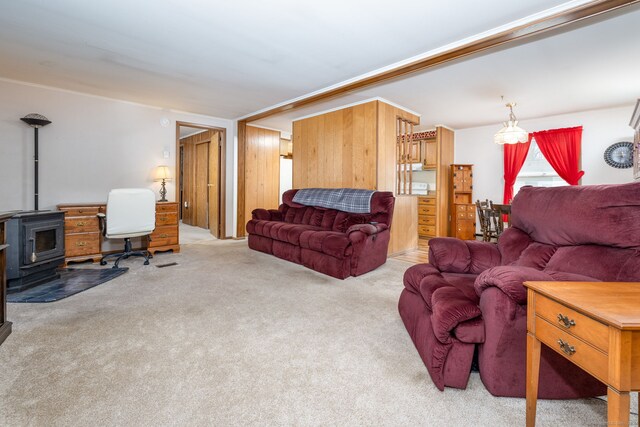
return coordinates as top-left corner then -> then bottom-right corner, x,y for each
435,127 -> 454,237
291,100 -> 421,255
244,126 -> 281,226
293,101 -> 378,189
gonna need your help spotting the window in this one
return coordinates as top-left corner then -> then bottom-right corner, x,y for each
514,139 -> 565,196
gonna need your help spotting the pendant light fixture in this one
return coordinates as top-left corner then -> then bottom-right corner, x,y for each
494,102 -> 528,145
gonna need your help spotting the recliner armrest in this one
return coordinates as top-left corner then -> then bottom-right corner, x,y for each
346,223 -> 388,237
429,238 -> 501,274
474,266 -> 555,305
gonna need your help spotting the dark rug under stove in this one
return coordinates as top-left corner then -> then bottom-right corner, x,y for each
7,268 -> 128,303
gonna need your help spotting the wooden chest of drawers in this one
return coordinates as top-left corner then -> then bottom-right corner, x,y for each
57,201 -> 180,264
418,196 -> 436,238
146,202 -> 180,256
57,204 -> 104,264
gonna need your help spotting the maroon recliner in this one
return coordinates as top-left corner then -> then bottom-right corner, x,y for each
399,182 -> 640,398
246,189 -> 395,279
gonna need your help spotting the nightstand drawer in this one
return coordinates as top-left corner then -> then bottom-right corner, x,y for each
148,226 -> 178,247
535,294 -> 609,352
156,212 -> 178,226
156,203 -> 178,213
65,233 -> 100,257
534,316 -> 608,383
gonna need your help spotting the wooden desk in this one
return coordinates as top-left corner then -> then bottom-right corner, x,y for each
0,212 -> 15,346
525,281 -> 640,427
57,202 -> 180,265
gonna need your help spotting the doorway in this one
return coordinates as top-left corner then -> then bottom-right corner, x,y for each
176,122 -> 226,239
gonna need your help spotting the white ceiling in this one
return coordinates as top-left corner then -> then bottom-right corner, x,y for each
0,0 -> 577,120
254,5 -> 640,131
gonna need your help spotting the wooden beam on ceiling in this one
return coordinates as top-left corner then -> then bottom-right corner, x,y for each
240,0 -> 640,123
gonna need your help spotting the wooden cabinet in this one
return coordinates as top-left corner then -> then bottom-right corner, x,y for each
57,202 -> 180,264
57,204 -> 104,264
418,196 -> 436,238
0,212 -> 13,346
420,139 -> 437,168
146,202 -> 180,256
449,164 -> 475,240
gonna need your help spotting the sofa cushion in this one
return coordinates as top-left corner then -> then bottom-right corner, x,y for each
299,230 -> 352,259
247,220 -> 323,246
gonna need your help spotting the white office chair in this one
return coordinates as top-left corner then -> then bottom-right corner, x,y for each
98,188 -> 156,268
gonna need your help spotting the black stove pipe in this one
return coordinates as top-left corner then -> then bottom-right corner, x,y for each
20,114 -> 51,211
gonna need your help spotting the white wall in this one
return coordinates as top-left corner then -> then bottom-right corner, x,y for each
279,157 -> 293,203
0,79 -> 236,237
455,105 -> 637,204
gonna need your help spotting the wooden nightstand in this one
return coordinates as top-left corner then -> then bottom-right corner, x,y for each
524,281 -> 640,427
145,202 -> 180,256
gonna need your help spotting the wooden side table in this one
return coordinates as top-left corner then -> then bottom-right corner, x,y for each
524,281 -> 640,427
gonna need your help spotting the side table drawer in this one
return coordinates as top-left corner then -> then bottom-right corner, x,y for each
534,316 -> 608,383
535,294 -> 609,352
156,212 -> 178,226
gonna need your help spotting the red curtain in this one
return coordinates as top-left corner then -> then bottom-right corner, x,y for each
532,126 -> 584,185
503,134 -> 532,204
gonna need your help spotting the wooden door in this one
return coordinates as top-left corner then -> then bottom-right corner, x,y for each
208,131 -> 220,238
194,142 -> 209,229
462,170 -> 472,192
180,143 -> 194,225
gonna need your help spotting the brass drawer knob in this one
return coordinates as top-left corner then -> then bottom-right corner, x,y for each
76,221 -> 86,226
557,313 -> 576,329
76,241 -> 87,247
557,339 -> 576,356
159,233 -> 168,238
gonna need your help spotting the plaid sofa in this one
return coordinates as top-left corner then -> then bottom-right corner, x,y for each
246,189 -> 395,279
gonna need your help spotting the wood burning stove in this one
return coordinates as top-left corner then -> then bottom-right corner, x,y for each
6,211 -> 65,293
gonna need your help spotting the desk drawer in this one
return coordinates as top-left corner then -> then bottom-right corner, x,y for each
62,207 -> 100,217
148,226 -> 178,247
156,212 -> 178,226
65,216 -> 99,234
535,294 -> 609,352
534,316 -> 608,383
65,233 -> 100,257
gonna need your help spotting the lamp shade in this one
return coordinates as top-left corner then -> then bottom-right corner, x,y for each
494,120 -> 529,144
494,102 -> 529,145
154,165 -> 171,181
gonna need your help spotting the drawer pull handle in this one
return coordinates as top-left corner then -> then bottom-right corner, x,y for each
76,221 -> 86,226
557,339 -> 576,356
76,241 -> 87,247
557,314 -> 576,329
159,233 -> 168,238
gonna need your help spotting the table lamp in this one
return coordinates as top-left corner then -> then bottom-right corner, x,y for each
154,165 -> 171,202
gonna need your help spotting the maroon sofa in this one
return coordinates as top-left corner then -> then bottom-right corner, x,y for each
246,189 -> 395,279
399,182 -> 640,398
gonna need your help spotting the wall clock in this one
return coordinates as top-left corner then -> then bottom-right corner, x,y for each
604,142 -> 634,169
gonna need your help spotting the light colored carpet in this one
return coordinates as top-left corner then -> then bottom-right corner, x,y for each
179,222 -> 217,245
0,240 -> 635,426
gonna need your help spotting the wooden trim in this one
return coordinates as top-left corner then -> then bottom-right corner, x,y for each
236,121 -> 247,237
175,121 -> 227,239
240,0 -> 639,123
